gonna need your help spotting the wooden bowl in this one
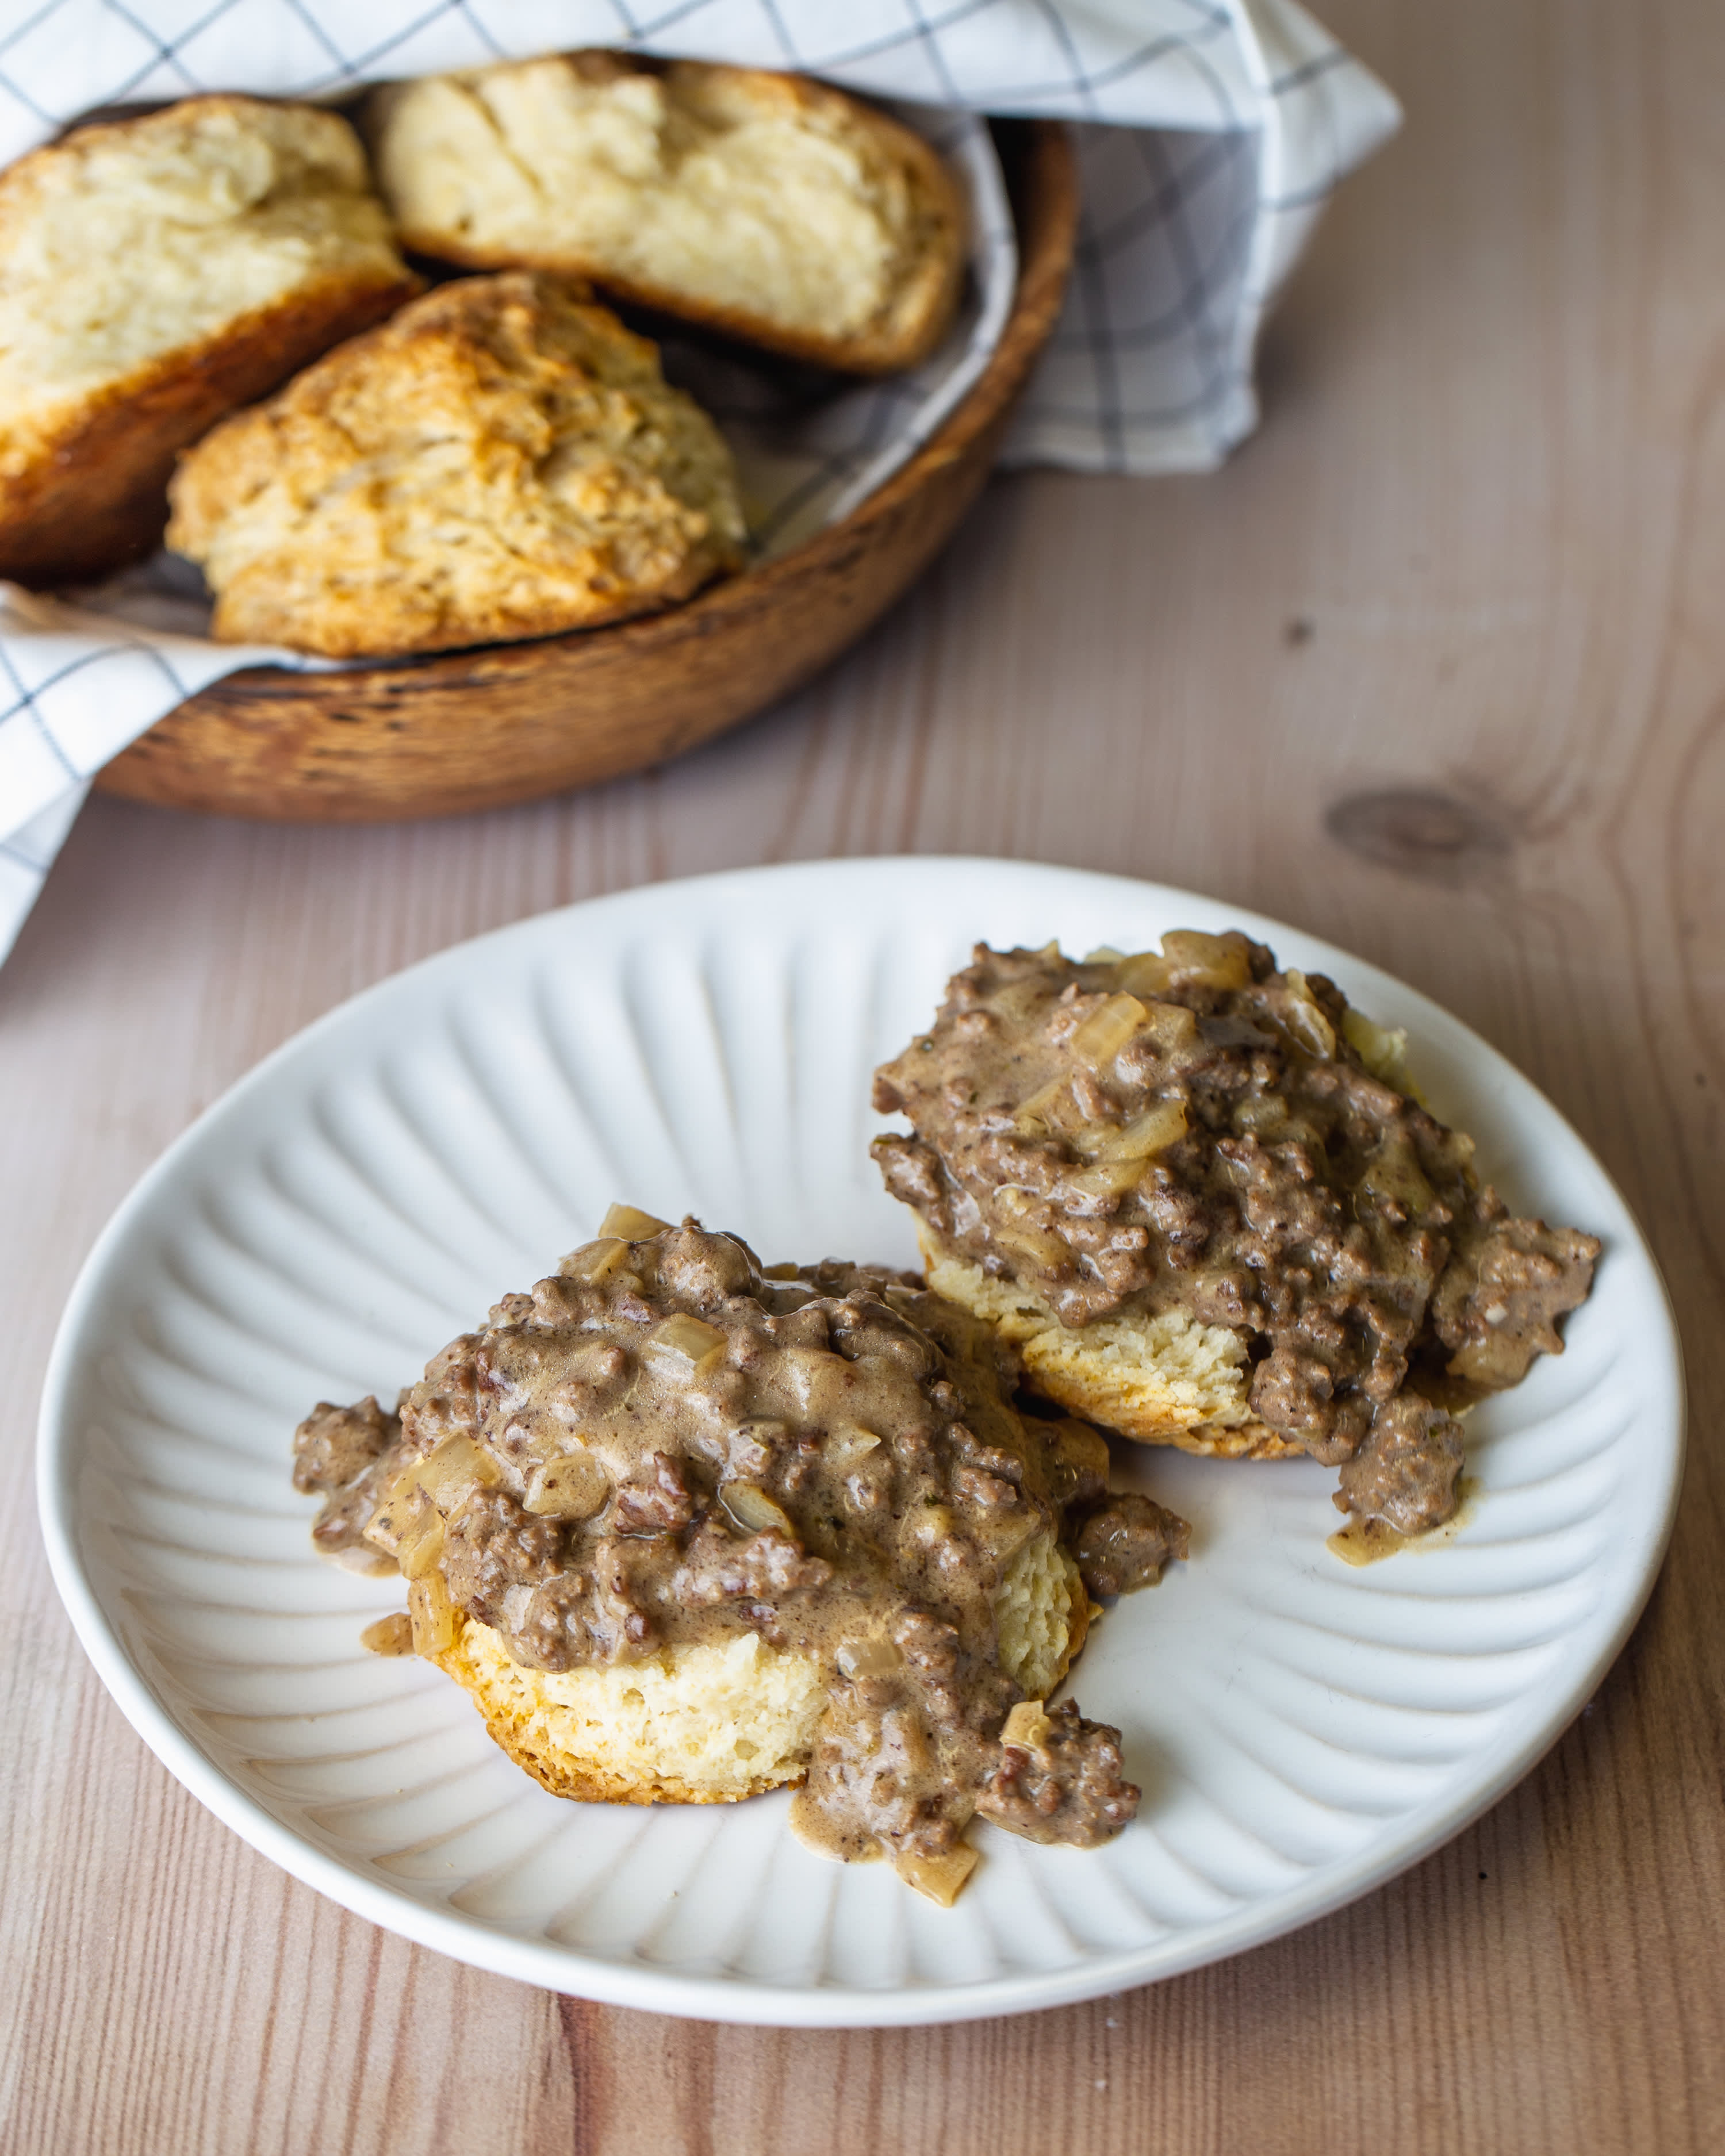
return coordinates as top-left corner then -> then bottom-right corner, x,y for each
95,122 -> 1078,824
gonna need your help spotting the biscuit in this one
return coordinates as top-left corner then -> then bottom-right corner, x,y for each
369,53 -> 965,373
167,271 -> 747,657
433,1620 -> 829,1804
0,95 -> 417,586
873,937 -> 1596,1542
298,1215 -> 1145,1898
917,1225 -> 1300,1459
431,1525 -> 1086,1807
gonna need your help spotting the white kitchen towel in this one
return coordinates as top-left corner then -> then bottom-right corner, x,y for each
0,0 -> 1398,966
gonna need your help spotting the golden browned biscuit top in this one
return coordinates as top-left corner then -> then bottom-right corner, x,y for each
168,270 -> 746,656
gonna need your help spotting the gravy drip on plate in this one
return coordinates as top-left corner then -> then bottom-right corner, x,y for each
293,1222 -> 1180,1882
871,937 -> 1600,1534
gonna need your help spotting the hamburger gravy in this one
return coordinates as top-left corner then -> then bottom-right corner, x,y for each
872,936 -> 1599,1540
293,1214 -> 1187,1900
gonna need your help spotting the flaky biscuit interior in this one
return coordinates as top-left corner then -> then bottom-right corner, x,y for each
369,55 -> 965,373
0,95 -> 415,582
917,1226 -> 1301,1460
434,1525 -> 1087,1805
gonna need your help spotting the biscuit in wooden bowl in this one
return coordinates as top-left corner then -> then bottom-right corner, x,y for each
167,271 -> 747,658
293,1213 -> 1185,1902
368,53 -> 965,374
872,935 -> 1601,1553
0,95 -> 418,586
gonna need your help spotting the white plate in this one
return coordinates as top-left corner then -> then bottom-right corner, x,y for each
37,858 -> 1683,2027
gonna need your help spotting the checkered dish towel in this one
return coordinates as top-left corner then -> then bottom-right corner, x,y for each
0,0 -> 1398,965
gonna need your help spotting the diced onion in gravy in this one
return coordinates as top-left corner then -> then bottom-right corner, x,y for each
1068,1156 -> 1151,1200
1361,1133 -> 1436,1217
362,1476 -> 427,1557
991,1220 -> 1073,1272
1160,929 -> 1252,990
1140,1000 -> 1199,1052
836,1637 -> 903,1679
1342,1005 -> 1412,1085
646,1313 -> 727,1371
912,1503 -> 957,1548
825,1421 -> 883,1467
1070,992 -> 1149,1068
721,1482 -> 795,1536
1112,950 -> 1174,997
413,1432 -> 501,1514
1281,970 -> 1338,1059
1001,1700 -> 1053,1748
1098,1099 -> 1188,1160
1013,1073 -> 1077,1134
360,1612 -> 415,1656
561,1236 -> 632,1284
599,1202 -> 672,1240
523,1448 -> 611,1519
408,1571 -> 456,1656
396,1506 -> 446,1580
892,1842 -> 979,1908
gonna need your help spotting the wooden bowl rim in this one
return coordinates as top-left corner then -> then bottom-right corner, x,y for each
200,119 -> 1079,702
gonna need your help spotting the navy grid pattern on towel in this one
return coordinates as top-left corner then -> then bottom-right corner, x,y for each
0,0 -> 1399,964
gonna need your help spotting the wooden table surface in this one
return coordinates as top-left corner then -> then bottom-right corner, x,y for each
5,1 -> 1724,2148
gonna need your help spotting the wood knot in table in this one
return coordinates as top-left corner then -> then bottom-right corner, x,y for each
1323,788 -> 1513,888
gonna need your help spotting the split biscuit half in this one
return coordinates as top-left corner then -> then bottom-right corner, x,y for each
0,95 -> 417,585
424,1525 -> 1088,1806
369,53 -> 966,374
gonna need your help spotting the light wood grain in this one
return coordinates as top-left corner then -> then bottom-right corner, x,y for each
5,0 -> 1725,2149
